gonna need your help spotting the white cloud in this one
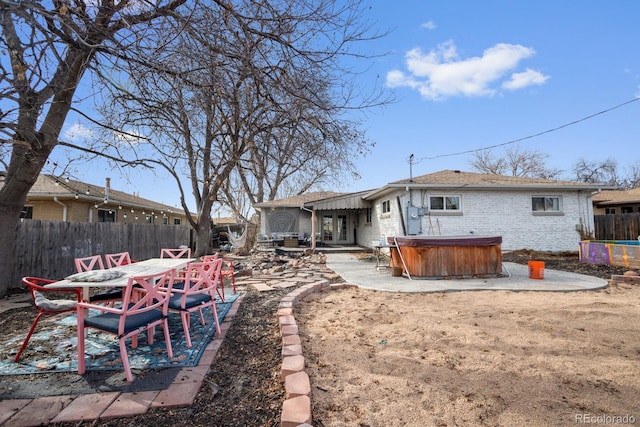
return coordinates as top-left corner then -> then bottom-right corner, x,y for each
62,123 -> 94,141
503,68 -> 550,90
113,129 -> 145,145
421,21 -> 437,30
386,40 -> 550,100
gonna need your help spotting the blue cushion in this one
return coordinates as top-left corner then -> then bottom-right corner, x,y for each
84,306 -> 163,335
168,294 -> 211,311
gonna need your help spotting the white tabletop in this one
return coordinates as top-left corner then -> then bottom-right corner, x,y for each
47,258 -> 195,293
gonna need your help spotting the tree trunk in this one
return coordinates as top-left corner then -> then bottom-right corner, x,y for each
0,144 -> 52,297
194,217 -> 212,257
193,197 -> 215,257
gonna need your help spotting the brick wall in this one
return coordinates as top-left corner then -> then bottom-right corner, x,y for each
365,189 -> 594,252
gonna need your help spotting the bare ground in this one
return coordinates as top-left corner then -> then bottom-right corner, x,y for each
296,252 -> 640,427
0,250 -> 637,426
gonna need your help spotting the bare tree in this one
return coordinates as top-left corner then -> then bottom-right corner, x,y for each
572,157 -> 622,187
0,1 -> 193,297
624,163 -> 640,189
470,145 -> 562,179
99,0 -> 385,255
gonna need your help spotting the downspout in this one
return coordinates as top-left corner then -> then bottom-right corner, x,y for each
300,205 -> 316,250
53,197 -> 68,221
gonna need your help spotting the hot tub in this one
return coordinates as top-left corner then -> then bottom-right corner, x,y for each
387,235 -> 503,279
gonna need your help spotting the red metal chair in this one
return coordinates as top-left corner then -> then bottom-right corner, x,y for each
160,259 -> 222,348
14,277 -> 82,362
76,268 -> 176,382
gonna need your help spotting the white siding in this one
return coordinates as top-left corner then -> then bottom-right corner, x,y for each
367,189 -> 594,252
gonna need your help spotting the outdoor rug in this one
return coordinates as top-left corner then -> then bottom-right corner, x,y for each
0,292 -> 239,376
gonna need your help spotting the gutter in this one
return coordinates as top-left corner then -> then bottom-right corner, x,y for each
300,205 -> 316,250
53,197 -> 68,221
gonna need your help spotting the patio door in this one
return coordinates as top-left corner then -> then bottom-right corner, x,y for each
321,213 -> 350,244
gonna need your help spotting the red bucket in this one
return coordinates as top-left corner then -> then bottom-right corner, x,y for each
528,261 -> 545,280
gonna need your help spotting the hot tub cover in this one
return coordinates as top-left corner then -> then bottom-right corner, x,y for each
387,235 -> 502,247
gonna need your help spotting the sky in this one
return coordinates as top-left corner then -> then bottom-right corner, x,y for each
53,1 -> 640,212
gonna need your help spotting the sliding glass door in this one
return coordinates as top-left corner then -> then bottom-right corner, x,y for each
321,213 -> 349,244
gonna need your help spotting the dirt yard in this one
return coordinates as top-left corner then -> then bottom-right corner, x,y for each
297,275 -> 640,426
1,250 -> 638,426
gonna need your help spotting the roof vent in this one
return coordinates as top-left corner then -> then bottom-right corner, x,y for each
454,170 -> 461,173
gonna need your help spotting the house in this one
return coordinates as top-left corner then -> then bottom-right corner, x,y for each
253,170 -> 608,252
253,191 -> 370,245
23,174 -> 189,225
592,188 -> 640,214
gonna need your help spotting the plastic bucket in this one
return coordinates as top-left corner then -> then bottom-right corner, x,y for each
528,261 -> 545,280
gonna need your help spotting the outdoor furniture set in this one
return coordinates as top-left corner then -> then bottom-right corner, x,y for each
14,248 -> 235,382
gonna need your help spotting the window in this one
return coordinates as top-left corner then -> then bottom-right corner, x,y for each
429,195 -> 460,212
173,218 -> 181,225
532,196 -> 561,212
382,200 -> 391,214
365,208 -> 372,224
621,207 -> 633,214
98,209 -> 115,222
604,208 -> 616,215
20,206 -> 33,219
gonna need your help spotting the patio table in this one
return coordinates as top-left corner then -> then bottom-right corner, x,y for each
47,257 -> 195,302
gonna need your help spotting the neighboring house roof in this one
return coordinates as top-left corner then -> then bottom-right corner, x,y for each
28,174 -> 186,214
363,170 -> 610,200
253,191 -> 343,209
212,217 -> 239,226
592,188 -> 640,206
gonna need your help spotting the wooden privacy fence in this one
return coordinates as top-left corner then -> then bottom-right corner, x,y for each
594,213 -> 640,241
11,220 -> 193,289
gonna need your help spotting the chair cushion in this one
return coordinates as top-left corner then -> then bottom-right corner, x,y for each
89,288 -> 123,302
66,270 -> 125,282
84,307 -> 163,335
168,293 -> 211,310
172,281 -> 186,291
33,291 -> 77,311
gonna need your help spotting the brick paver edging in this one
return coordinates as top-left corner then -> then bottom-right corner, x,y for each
0,294 -> 244,426
277,281 -> 357,427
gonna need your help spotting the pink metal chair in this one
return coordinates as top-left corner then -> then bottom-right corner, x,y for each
75,255 -> 105,272
105,252 -> 132,268
161,259 -> 222,348
14,277 -> 82,362
202,253 -> 236,302
160,247 -> 192,259
75,255 -> 121,306
76,268 -> 176,382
